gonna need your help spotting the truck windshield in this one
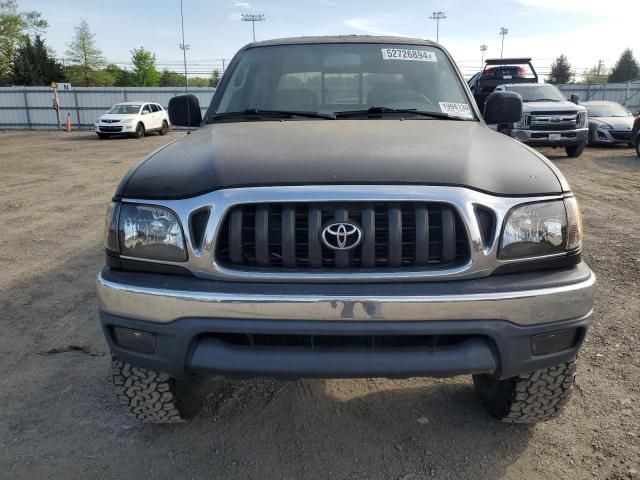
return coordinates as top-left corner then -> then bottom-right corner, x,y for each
213,43 -> 476,121
584,103 -> 630,117
505,84 -> 566,103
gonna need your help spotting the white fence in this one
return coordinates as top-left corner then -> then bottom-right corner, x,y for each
0,87 -> 215,129
1,82 -> 638,130
557,82 -> 640,109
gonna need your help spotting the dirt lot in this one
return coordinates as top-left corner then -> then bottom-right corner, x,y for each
1,131 -> 639,480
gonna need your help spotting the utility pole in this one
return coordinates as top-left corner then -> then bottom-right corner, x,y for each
480,44 -> 488,70
221,58 -> 226,73
179,0 -> 191,134
499,27 -> 509,58
241,13 -> 266,43
596,59 -> 604,77
429,11 -> 447,43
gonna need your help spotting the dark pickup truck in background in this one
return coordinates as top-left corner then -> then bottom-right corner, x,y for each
97,36 -> 595,424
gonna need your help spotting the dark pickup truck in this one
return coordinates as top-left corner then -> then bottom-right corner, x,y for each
98,36 -> 595,424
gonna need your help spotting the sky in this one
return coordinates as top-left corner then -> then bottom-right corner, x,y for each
24,0 -> 640,79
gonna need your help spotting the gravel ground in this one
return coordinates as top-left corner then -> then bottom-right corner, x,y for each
0,131 -> 639,480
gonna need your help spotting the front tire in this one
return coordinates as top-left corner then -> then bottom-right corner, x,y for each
472,360 -> 576,423
112,357 -> 207,423
636,138 -> 640,157
565,141 -> 586,157
159,120 -> 169,136
134,123 -> 145,139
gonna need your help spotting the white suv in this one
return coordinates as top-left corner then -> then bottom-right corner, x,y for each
95,102 -> 170,139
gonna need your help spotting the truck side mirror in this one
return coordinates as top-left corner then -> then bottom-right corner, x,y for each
570,94 -> 580,105
483,91 -> 522,125
168,94 -> 202,127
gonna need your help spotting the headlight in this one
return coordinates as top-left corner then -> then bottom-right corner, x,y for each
514,113 -> 529,128
104,203 -> 187,261
499,198 -> 582,259
596,121 -> 613,130
123,118 -> 135,124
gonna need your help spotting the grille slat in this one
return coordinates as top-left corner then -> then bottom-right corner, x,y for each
216,202 -> 469,271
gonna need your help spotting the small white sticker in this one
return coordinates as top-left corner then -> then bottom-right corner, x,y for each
439,102 -> 473,119
381,48 -> 437,62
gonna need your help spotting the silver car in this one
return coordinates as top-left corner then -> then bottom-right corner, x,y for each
583,101 -> 635,146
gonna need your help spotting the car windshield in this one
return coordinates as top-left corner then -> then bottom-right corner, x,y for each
505,84 -> 566,102
212,43 -> 476,121
584,103 -> 629,117
108,104 -> 141,114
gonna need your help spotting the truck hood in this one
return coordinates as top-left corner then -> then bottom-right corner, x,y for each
117,120 -> 564,199
522,101 -> 585,113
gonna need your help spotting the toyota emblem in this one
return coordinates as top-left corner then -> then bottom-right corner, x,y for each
321,222 -> 363,250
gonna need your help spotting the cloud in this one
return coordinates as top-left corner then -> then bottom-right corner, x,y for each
343,17 -> 408,38
317,0 -> 340,7
234,1 -> 252,7
516,0 -> 640,17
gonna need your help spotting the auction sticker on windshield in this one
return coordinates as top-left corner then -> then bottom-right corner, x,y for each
439,102 -> 473,119
381,48 -> 437,62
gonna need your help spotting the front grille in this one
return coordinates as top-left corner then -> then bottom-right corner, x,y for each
215,202 -> 470,270
529,112 -> 578,131
209,332 -> 476,350
100,126 -> 123,132
610,131 -> 632,141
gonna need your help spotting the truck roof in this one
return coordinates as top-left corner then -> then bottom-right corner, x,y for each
249,35 -> 438,48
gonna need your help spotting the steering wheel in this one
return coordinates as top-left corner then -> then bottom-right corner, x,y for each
377,90 -> 433,107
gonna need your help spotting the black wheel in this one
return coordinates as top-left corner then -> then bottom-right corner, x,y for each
159,120 -> 169,136
97,133 -> 109,140
134,123 -> 145,139
565,141 -> 586,157
636,138 -> 640,157
473,360 -> 576,424
112,357 -> 207,423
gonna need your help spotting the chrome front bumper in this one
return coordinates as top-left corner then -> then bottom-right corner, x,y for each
97,264 -> 595,326
511,127 -> 588,146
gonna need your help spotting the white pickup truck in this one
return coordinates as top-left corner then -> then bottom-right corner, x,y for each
492,83 -> 588,157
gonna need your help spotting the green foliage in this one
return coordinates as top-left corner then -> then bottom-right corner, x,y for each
0,0 -> 48,84
159,68 -> 185,87
10,34 -> 64,85
130,47 -> 159,87
104,64 -> 131,87
210,69 -> 220,87
65,65 -> 115,86
609,49 -> 640,83
65,18 -> 106,86
547,55 -> 573,84
188,77 -> 210,87
584,64 -> 609,84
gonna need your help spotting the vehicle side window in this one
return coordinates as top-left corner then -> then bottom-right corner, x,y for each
155,104 -> 164,111
149,104 -> 159,112
142,104 -> 151,114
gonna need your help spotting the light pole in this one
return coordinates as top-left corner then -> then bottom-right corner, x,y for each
241,13 -> 266,43
179,0 -> 191,134
480,44 -> 488,70
429,11 -> 446,43
499,27 -> 508,58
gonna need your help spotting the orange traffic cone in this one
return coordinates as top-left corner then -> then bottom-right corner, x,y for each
65,112 -> 71,133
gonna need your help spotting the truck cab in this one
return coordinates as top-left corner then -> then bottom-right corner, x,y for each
492,83 -> 589,157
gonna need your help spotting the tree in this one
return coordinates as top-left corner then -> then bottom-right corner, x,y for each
609,49 -> 640,83
159,68 -> 185,87
105,63 -> 131,87
584,63 -> 608,84
189,77 -> 210,87
210,69 -> 220,87
65,18 -> 105,86
0,0 -> 48,84
130,47 -> 159,86
547,54 -> 573,84
10,34 -> 64,85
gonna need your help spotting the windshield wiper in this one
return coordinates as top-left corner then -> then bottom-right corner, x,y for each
334,106 -> 468,120
213,109 -> 336,120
